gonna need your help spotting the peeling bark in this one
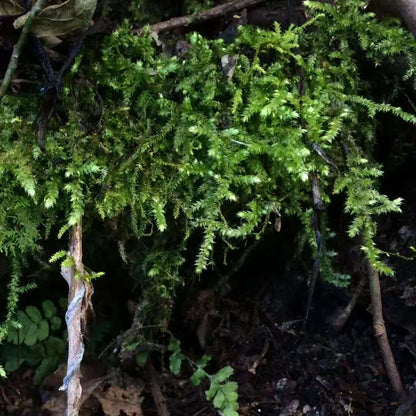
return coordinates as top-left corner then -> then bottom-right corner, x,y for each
60,221 -> 94,416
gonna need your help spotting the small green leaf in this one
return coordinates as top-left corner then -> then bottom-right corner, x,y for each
24,322 -> 38,346
136,351 -> 149,366
25,306 -> 42,324
206,381 -> 219,400
42,300 -> 57,319
168,338 -> 180,352
17,310 -> 32,330
37,320 -> 49,342
44,336 -> 66,356
6,328 -> 19,345
50,316 -> 62,331
196,354 -> 211,368
212,366 -> 233,383
213,390 -> 225,408
49,251 -> 67,264
4,356 -> 25,372
169,352 -> 183,375
25,344 -> 45,366
190,368 -> 206,386
33,356 -> 59,385
223,409 -> 239,416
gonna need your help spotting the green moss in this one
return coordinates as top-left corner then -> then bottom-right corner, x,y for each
0,0 -> 415,359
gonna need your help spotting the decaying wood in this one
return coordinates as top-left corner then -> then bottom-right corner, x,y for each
135,0 -> 267,34
367,264 -> 407,401
0,0 -> 46,99
60,221 -> 94,416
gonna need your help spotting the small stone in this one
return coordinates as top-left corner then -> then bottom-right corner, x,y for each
276,378 -> 288,391
303,405 -> 312,414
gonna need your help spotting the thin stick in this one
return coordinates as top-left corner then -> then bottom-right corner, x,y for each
367,264 -> 407,401
60,221 -> 94,416
248,330 -> 269,374
135,0 -> 267,34
0,0 -> 46,99
330,273 -> 366,330
303,173 -> 325,330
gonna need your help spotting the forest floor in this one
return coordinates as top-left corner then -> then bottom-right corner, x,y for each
1,232 -> 415,416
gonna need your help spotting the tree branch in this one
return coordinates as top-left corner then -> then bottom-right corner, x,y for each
135,0 -> 267,34
0,0 -> 46,99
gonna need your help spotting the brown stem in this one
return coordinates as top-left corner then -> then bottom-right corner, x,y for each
0,0 -> 46,99
146,360 -> 170,416
367,264 -> 407,401
135,0 -> 267,34
330,273 -> 366,331
303,173 -> 324,330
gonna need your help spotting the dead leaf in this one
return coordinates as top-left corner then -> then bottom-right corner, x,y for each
0,0 -> 24,16
13,0 -> 96,41
94,385 -> 144,416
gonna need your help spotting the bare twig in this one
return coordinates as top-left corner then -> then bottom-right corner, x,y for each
303,172 -> 325,330
216,239 -> 260,295
367,264 -> 407,401
191,406 -> 210,416
0,0 -> 46,99
248,329 -> 270,374
60,221 -> 94,416
134,0 -> 267,34
330,273 -> 366,330
146,360 -> 170,416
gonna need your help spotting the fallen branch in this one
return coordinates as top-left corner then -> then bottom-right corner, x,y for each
0,0 -> 46,99
367,263 -> 407,401
135,0 -> 267,34
60,221 -> 94,416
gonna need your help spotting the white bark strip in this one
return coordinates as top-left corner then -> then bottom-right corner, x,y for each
60,221 -> 93,416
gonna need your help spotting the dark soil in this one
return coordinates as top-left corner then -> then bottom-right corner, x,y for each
1,237 -> 415,416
